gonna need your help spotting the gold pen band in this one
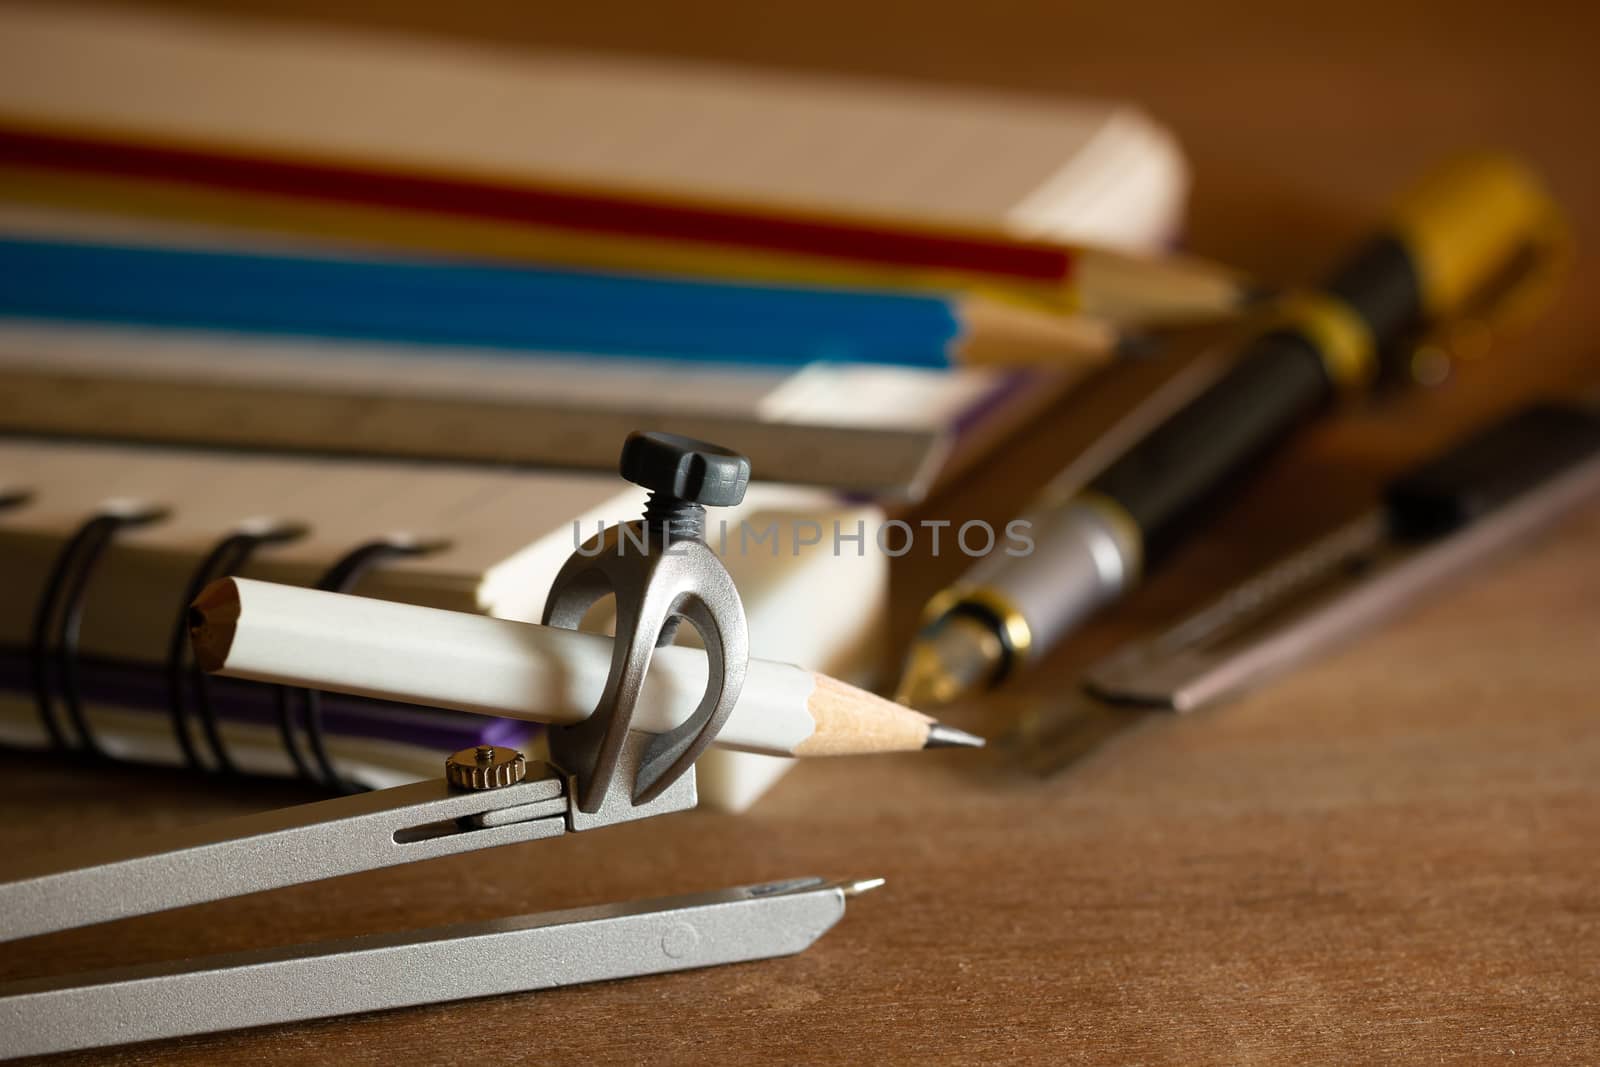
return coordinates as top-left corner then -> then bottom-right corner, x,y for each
1276,291 -> 1378,389
922,584 -> 1034,665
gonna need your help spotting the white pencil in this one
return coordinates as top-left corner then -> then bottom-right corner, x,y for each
190,577 -> 983,757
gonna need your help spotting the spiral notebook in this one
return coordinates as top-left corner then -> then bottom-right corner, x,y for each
0,436 -> 886,809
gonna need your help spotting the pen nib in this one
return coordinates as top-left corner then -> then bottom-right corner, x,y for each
893,615 -> 1004,708
893,648 -> 954,708
923,722 -> 986,749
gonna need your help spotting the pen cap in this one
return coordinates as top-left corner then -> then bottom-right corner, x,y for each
1389,153 -> 1569,326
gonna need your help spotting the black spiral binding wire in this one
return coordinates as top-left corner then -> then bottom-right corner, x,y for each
165,520 -> 310,775
276,536 -> 450,793
30,503 -> 170,755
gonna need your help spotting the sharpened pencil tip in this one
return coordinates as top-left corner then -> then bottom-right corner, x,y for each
924,722 -> 986,749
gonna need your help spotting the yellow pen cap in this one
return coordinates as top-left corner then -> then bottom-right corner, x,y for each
1389,153 -> 1569,324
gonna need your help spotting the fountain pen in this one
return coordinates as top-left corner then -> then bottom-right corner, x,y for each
897,153 -> 1566,707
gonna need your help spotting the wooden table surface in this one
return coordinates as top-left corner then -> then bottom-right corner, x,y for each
4,1 -> 1599,1062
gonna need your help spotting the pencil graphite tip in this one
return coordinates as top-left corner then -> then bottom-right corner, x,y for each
923,722 -> 986,749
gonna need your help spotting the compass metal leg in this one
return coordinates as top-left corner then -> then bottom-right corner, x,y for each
0,879 -> 859,1060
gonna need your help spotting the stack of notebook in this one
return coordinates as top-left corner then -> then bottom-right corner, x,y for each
0,4 -> 1195,807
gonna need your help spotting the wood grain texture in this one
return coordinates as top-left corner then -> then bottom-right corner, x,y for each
3,0 -> 1599,1062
